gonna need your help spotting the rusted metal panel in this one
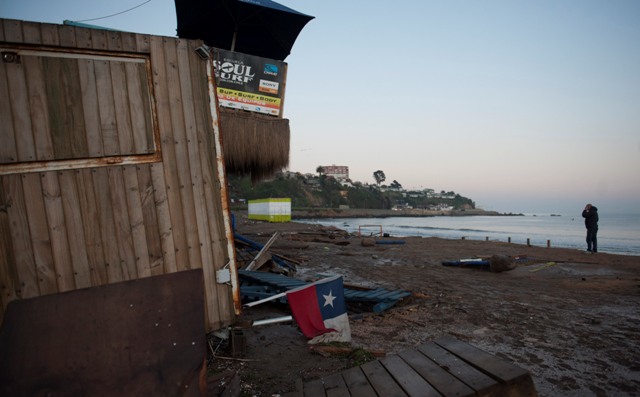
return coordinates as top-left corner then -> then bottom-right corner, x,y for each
0,269 -> 207,397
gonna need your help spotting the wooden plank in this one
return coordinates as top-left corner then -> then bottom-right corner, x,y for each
126,61 -> 154,154
22,54 -> 54,161
302,378 -> 326,397
6,52 -> 36,162
107,167 -> 137,280
398,346 -> 475,397
4,175 -> 39,299
107,30 -> 123,52
120,32 -> 137,52
21,173 -> 57,295
20,21 -> 42,45
41,172 -> 75,292
92,167 -> 123,283
123,165 -> 151,278
340,366 -> 377,397
322,373 -> 350,397
0,19 -> 5,42
75,168 -> 107,286
111,60 -> 135,154
380,354 -> 442,397
77,58 -> 104,157
135,33 -> 151,53
90,27 -> 108,51
361,360 -> 409,397
94,58 -> 119,156
0,177 -> 17,324
178,39 -> 228,328
172,38 -> 201,272
74,25 -> 93,49
435,335 -> 531,385
245,232 -> 280,270
40,23 -> 59,46
43,56 -> 88,160
150,162 -> 176,273
150,36 -> 188,273
2,19 -> 22,43
57,24 -> 76,47
136,164 -> 164,276
418,342 -> 498,396
0,50 -> 18,163
58,170 -> 92,289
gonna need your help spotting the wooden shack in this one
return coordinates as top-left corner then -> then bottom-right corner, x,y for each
0,18 -> 239,331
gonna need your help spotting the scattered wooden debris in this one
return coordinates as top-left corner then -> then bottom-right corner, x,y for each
239,270 -> 411,314
245,232 -> 280,271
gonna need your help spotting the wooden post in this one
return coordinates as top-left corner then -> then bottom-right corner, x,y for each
527,238 -> 531,247
508,237 -> 511,243
485,237 -> 489,241
547,240 -> 551,248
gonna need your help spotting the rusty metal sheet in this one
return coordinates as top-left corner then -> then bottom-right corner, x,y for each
0,269 -> 207,397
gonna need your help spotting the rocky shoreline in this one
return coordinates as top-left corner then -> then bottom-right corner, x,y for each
291,207 -> 519,219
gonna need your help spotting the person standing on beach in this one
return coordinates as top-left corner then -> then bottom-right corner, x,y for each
582,204 -> 599,253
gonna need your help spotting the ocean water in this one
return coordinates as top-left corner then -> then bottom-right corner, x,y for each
299,212 -> 640,256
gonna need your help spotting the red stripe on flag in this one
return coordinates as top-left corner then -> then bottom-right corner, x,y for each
287,285 -> 335,338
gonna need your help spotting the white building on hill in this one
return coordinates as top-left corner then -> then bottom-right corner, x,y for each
322,165 -> 349,181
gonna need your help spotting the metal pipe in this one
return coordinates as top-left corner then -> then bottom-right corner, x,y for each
252,316 -> 293,327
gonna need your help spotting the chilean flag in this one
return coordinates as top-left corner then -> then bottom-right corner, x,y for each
286,276 -> 351,344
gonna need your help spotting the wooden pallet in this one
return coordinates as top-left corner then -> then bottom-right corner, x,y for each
284,335 -> 538,397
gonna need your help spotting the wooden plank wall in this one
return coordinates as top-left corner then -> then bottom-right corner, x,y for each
0,19 -> 235,330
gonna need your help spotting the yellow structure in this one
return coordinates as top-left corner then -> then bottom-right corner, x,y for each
248,198 -> 291,222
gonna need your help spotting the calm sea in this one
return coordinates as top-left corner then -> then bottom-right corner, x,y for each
299,212 -> 640,256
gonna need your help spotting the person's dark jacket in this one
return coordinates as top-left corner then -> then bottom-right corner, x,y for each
582,206 -> 599,230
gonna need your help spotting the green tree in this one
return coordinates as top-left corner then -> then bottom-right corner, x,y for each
373,170 -> 386,186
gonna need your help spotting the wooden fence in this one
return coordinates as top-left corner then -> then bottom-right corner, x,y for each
0,18 -> 238,330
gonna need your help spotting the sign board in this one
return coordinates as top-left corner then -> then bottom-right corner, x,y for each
212,48 -> 287,117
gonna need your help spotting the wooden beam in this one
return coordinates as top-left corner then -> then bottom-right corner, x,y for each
244,231 -> 279,271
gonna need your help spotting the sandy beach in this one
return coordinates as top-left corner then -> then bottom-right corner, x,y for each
210,215 -> 640,397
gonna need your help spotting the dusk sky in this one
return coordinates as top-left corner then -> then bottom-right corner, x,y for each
2,0 -> 639,214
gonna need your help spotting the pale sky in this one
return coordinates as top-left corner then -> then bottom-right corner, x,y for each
2,0 -> 639,213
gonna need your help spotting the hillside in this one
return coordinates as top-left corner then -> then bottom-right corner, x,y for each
227,172 -> 477,211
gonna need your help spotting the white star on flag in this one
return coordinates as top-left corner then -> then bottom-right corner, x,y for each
323,290 -> 336,308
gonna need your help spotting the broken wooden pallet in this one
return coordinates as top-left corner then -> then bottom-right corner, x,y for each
283,335 -> 538,397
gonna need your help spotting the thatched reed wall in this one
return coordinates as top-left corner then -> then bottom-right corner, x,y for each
218,107 -> 290,182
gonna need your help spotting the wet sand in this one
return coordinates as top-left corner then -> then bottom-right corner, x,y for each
211,216 -> 640,397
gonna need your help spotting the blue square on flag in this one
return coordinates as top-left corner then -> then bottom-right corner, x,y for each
286,276 -> 351,344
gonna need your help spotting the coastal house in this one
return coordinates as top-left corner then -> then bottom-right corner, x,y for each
321,164 -> 349,181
